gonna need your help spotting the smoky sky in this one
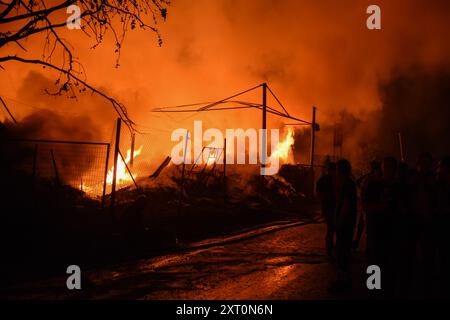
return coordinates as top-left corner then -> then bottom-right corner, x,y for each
376,66 -> 450,162
1,0 -> 450,170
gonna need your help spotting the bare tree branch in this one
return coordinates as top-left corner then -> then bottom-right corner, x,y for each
0,55 -> 136,130
0,0 -> 170,133
0,0 -> 18,20
0,0 -> 74,23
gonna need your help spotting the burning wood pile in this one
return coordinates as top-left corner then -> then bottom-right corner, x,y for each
111,127 -> 308,219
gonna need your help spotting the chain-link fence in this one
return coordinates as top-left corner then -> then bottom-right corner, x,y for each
6,139 -> 110,200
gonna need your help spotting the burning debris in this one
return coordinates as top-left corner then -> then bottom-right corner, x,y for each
0,78 -> 319,293
270,128 -> 295,164
150,156 -> 172,179
106,145 -> 143,186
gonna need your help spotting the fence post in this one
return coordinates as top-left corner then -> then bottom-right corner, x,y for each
111,118 -> 121,216
50,149 -> 60,186
310,106 -> 317,196
223,138 -> 227,206
223,138 -> 227,181
101,143 -> 111,210
180,130 -> 189,195
260,83 -> 267,192
130,133 -> 135,168
261,83 -> 267,174
176,130 -> 190,243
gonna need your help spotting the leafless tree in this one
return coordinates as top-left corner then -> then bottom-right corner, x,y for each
0,0 -> 169,131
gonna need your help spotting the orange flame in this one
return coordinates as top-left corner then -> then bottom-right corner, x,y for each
207,149 -> 217,165
271,128 -> 295,163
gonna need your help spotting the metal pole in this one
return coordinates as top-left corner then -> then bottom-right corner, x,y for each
111,118 -> 121,215
50,149 -> 60,186
101,143 -> 110,210
261,83 -> 267,171
398,132 -> 406,162
223,138 -> 227,180
310,106 -> 317,168
176,130 -> 190,244
310,106 -> 317,196
180,130 -> 189,196
223,138 -> 227,205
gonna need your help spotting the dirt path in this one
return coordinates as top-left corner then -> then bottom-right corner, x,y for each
3,220 -> 373,300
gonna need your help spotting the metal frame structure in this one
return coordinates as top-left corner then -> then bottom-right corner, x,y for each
151,83 -> 319,170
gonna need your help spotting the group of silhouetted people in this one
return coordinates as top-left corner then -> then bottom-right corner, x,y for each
317,153 -> 450,298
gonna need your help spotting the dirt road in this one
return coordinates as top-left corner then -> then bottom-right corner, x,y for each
4,220 -> 371,299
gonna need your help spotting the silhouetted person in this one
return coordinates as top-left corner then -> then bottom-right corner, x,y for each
355,160 -> 382,251
363,157 -> 400,297
363,161 -> 384,266
316,162 -> 336,261
397,162 -> 409,183
437,156 -> 450,297
395,161 -> 416,296
380,156 -> 399,296
410,152 -> 438,297
329,159 -> 357,293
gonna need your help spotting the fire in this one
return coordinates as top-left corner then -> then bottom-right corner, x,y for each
271,128 -> 295,162
207,149 -> 217,165
107,146 -> 143,185
79,181 -> 93,193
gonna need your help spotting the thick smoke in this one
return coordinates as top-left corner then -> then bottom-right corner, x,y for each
1,72 -> 117,188
11,109 -> 95,141
376,66 -> 450,162
1,0 -> 450,173
306,66 -> 450,171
